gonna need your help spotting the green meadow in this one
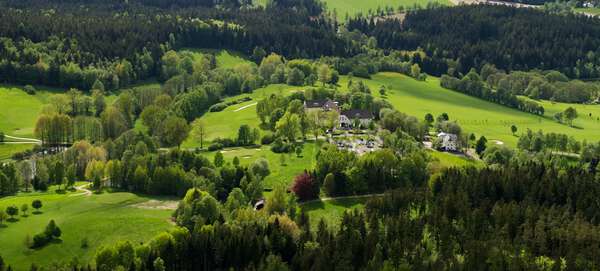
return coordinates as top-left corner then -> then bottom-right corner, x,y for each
0,85 -> 58,138
301,197 -> 369,231
0,189 -> 174,270
202,141 -> 320,189
255,0 -> 451,18
341,72 -> 600,147
575,7 -> 600,16
428,149 -> 482,169
180,48 -> 253,69
183,84 -> 299,147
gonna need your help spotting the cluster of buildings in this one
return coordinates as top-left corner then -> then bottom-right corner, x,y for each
303,98 -> 461,153
303,99 -> 374,129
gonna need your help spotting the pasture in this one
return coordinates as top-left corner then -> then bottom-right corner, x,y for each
255,0 -> 451,18
182,84 -> 299,147
341,72 -> 600,147
0,85 -> 57,138
0,188 -> 174,270
428,149 -> 482,169
301,197 -> 369,231
202,141 -> 320,189
179,48 -> 252,69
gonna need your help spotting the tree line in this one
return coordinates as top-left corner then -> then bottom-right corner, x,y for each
440,69 -> 546,116
348,5 -> 600,79
0,0 -> 349,90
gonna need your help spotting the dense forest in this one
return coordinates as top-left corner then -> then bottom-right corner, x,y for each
0,0 -> 347,90
348,5 -> 600,79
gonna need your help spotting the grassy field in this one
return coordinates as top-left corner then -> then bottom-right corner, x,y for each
575,7 -> 600,16
301,197 -> 369,231
340,72 -> 600,147
428,150 -> 482,169
0,144 -> 36,161
255,0 -> 451,18
0,85 -> 59,138
201,141 -> 320,189
180,48 -> 253,69
183,84 -> 299,147
0,189 -> 174,270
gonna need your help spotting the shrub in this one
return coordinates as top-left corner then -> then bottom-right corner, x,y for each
209,103 -> 228,112
270,138 -> 294,153
207,143 -> 223,151
24,85 -> 36,95
261,133 -> 276,145
31,220 -> 62,248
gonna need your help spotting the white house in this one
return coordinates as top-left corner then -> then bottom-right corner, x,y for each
437,132 -> 458,152
340,110 -> 373,129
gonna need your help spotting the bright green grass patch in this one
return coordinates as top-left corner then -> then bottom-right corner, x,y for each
428,149 -> 482,169
575,7 -> 600,15
183,84 -> 299,148
0,191 -> 174,270
202,141 -> 320,189
0,144 -> 36,161
180,48 -> 252,69
0,85 -> 59,138
255,0 -> 451,19
302,197 -> 368,231
339,72 -> 600,147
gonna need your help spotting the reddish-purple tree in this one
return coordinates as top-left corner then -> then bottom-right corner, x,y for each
291,171 -> 319,201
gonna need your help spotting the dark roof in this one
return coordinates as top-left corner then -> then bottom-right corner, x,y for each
305,99 -> 328,108
341,109 -> 373,119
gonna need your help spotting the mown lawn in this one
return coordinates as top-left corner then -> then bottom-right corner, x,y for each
301,197 -> 369,231
340,72 -> 600,147
202,141 -> 321,189
575,7 -> 600,16
428,149 -> 482,169
0,85 -> 59,138
0,190 -> 174,270
0,144 -> 36,161
255,0 -> 451,18
179,48 -> 252,69
182,84 -> 300,147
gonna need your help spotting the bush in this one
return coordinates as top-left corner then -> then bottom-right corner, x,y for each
31,220 -> 62,248
24,85 -> 36,95
209,103 -> 228,112
213,137 -> 236,148
270,138 -> 294,153
207,143 -> 223,151
32,233 -> 48,248
261,133 -> 276,145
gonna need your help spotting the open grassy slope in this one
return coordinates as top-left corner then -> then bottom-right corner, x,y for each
0,85 -> 58,138
183,84 -> 299,147
180,48 -> 253,69
255,0 -> 451,18
341,72 -> 600,146
202,141 -> 320,189
0,190 -> 174,270
301,197 -> 369,231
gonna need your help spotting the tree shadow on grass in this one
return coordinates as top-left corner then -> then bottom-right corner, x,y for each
49,238 -> 63,245
571,125 -> 584,130
32,211 -> 43,215
0,224 -> 7,228
7,218 -> 20,223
